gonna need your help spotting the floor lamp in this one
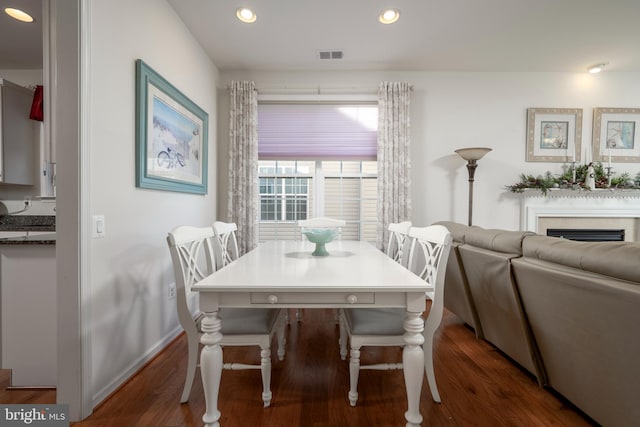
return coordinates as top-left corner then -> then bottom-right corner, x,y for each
455,147 -> 492,226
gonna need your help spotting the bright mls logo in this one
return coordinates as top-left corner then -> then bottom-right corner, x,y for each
0,405 -> 68,426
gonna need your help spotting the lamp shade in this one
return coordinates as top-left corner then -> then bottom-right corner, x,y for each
455,147 -> 492,161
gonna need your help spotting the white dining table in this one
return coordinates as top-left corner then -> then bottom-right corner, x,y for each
193,239 -> 432,427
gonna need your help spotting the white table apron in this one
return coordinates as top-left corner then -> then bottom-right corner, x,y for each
193,240 -> 431,427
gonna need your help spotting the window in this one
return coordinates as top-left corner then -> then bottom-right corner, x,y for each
257,160 -> 377,242
259,178 -> 309,221
258,161 -> 314,240
257,102 -> 378,242
259,161 -> 312,221
323,161 -> 377,241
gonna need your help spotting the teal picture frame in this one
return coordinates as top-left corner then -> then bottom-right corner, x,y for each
135,59 -> 208,194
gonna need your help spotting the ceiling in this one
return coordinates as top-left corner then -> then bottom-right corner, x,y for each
2,0 -> 640,73
0,0 -> 42,69
168,0 -> 640,73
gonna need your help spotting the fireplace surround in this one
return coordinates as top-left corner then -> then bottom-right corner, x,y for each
519,189 -> 640,242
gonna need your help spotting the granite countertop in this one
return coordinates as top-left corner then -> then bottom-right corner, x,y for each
0,233 -> 57,245
0,215 -> 56,245
0,215 -> 56,232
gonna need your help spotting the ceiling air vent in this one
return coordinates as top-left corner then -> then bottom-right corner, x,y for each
318,50 -> 344,60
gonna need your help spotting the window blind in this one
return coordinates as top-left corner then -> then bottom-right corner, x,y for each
257,103 -> 378,160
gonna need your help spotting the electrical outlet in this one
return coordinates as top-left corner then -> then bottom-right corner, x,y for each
168,283 -> 176,300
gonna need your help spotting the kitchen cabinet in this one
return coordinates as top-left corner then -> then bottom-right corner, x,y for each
0,78 -> 36,185
0,242 -> 56,387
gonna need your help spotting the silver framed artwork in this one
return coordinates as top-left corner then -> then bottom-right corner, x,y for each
526,108 -> 583,162
592,108 -> 640,163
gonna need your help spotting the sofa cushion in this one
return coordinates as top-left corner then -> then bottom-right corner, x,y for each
522,235 -> 640,284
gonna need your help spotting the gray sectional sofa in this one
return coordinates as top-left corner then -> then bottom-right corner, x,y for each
435,221 -> 640,427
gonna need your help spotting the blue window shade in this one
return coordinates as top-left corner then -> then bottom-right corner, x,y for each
258,103 -> 378,160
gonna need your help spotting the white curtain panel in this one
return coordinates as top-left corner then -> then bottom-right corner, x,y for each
377,81 -> 412,251
227,81 -> 259,254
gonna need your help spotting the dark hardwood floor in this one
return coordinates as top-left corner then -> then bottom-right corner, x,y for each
1,308 -> 597,426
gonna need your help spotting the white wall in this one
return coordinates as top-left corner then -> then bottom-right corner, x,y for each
0,69 -> 43,86
218,70 -> 640,230
88,0 -> 219,404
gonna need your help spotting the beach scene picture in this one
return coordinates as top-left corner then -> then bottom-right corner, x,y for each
540,121 -> 568,149
147,83 -> 203,184
606,121 -> 635,149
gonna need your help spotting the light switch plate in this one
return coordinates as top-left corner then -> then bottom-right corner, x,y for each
92,215 -> 105,238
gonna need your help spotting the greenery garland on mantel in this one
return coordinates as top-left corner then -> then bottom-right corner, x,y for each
506,162 -> 640,195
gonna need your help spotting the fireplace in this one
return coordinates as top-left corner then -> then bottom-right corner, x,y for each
546,228 -> 625,242
519,189 -> 640,242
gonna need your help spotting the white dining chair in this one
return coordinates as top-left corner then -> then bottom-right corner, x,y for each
339,220 -> 413,359
386,221 -> 412,266
339,224 -> 453,406
212,221 -> 240,266
166,225 -> 285,406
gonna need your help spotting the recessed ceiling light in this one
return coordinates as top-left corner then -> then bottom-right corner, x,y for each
4,7 -> 34,23
379,9 -> 400,24
588,63 -> 607,73
236,7 -> 257,23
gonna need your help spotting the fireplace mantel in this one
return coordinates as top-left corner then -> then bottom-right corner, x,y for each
519,189 -> 640,233
519,188 -> 640,200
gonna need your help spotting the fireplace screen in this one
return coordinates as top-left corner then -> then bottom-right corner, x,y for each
546,229 -> 625,242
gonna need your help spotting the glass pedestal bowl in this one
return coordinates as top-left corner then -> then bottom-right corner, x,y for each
301,228 -> 339,256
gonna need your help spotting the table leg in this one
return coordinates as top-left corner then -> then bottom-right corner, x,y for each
403,310 -> 424,427
200,310 -> 223,427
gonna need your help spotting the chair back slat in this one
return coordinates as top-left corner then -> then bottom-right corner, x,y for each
167,226 -> 218,293
407,224 -> 453,320
213,221 -> 240,267
167,226 -> 220,335
386,221 -> 412,266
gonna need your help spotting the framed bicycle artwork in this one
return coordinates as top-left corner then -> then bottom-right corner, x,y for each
135,59 -> 208,194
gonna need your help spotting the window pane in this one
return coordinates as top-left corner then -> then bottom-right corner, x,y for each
296,161 -> 315,174
258,160 -> 276,174
285,198 -> 307,221
362,161 -> 377,174
323,161 -> 342,175
284,178 -> 294,194
260,199 -> 276,220
340,161 -> 361,174
277,160 -> 296,174
259,177 -> 275,194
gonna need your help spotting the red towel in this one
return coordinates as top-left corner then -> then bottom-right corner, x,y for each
29,85 -> 44,121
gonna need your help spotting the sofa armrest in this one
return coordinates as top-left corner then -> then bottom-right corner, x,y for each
464,228 -> 535,255
433,221 -> 480,244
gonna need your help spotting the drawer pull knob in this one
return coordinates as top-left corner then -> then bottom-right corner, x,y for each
267,295 -> 278,304
347,295 -> 358,304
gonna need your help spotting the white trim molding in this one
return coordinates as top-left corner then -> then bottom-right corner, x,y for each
520,189 -> 640,233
